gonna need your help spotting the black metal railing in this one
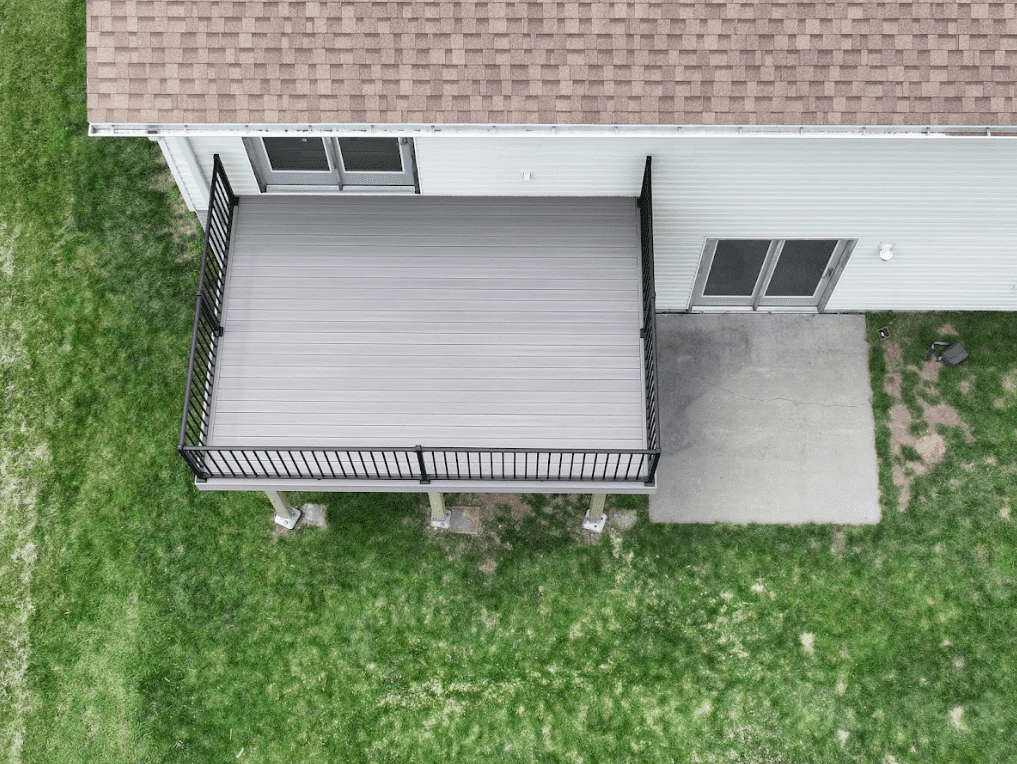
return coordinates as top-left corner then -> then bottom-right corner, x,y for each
178,158 -> 661,486
178,155 -> 239,478
175,446 -> 660,483
637,156 -> 662,484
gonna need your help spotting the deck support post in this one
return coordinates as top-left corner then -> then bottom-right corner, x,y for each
428,492 -> 451,529
267,491 -> 301,530
583,494 -> 608,533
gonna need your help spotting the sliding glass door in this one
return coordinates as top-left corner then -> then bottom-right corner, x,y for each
692,238 -> 855,309
247,137 -> 416,191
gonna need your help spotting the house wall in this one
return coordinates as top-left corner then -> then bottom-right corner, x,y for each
416,136 -> 1017,312
164,134 -> 1017,311
188,136 -> 262,196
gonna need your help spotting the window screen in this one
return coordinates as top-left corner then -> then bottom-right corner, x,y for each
765,240 -> 838,297
703,240 -> 771,296
338,138 -> 404,173
262,137 -> 331,172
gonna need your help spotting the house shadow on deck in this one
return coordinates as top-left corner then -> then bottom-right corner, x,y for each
649,313 -> 881,525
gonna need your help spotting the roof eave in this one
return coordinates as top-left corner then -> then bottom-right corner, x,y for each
88,122 -> 1017,139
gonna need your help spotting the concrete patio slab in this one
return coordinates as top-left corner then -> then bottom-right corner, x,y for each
649,314 -> 881,525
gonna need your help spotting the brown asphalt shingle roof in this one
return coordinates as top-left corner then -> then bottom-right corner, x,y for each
87,1 -> 1017,126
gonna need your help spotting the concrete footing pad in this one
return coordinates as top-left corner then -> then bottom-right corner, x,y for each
449,506 -> 481,535
649,313 -> 881,525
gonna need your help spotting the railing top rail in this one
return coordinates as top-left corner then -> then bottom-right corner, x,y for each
179,443 -> 659,483
637,155 -> 661,470
178,154 -> 238,450
180,445 -> 661,454
196,156 -> 228,299
210,153 -> 238,207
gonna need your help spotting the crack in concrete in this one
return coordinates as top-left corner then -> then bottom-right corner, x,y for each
693,374 -> 866,409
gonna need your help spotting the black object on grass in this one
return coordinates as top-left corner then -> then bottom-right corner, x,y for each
877,327 -> 891,339
924,341 -> 969,367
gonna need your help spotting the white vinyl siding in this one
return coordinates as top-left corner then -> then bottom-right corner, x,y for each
188,136 -> 262,195
415,136 -> 1017,311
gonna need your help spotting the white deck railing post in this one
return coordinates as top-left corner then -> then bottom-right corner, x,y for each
583,494 -> 608,533
428,492 -> 451,529
267,491 -> 301,529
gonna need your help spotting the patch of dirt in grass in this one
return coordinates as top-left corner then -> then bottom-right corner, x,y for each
919,360 -> 942,383
959,379 -> 972,394
889,405 -> 912,452
888,402 -> 968,510
939,324 -> 959,336
466,493 -> 637,533
431,494 -> 580,554
465,493 -> 533,523
950,706 -> 966,730
924,403 -> 962,428
830,531 -> 847,555
614,510 -> 637,528
433,494 -> 637,556
892,400 -> 972,454
799,632 -> 816,656
914,432 -> 946,464
923,402 -> 974,442
882,341 -> 930,397
1003,370 -> 1017,393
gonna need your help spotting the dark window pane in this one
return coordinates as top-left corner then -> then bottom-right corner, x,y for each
765,240 -> 838,297
263,137 -> 330,171
338,138 -> 403,172
704,240 -> 770,296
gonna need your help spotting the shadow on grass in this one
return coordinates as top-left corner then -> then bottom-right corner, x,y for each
490,494 -> 590,556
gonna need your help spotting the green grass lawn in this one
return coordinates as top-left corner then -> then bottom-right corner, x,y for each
3,2 -> 1017,762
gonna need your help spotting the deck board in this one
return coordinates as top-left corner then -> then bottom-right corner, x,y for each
208,196 -> 646,450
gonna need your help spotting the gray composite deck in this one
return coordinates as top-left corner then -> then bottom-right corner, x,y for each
207,195 -> 646,455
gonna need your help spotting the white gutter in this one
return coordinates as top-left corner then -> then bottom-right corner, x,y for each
89,122 -> 1017,139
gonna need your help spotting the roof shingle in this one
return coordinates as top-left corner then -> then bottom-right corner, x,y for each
86,1 -> 1017,126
